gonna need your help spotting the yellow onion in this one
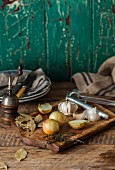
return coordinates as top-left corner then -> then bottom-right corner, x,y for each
43,119 -> 59,135
49,111 -> 66,126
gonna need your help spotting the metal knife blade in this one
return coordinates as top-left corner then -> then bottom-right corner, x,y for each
12,72 -> 36,95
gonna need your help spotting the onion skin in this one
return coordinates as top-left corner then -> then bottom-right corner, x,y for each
43,119 -> 59,135
49,111 -> 66,126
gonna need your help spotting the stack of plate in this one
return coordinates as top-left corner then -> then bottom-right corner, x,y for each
0,69 -> 51,103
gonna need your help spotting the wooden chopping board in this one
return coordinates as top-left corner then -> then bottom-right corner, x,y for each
13,102 -> 115,153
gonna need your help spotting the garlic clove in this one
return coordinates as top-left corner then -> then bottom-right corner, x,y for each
68,120 -> 88,129
71,103 -> 78,113
73,112 -> 85,120
84,108 -> 100,122
58,102 -> 68,115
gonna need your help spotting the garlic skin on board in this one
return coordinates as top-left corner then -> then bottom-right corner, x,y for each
58,101 -> 78,116
83,108 -> 100,122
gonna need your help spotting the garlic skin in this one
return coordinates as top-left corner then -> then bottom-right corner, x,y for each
58,101 -> 78,116
84,108 -> 100,122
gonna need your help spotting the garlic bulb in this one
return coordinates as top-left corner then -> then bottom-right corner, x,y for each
58,101 -> 78,116
84,108 -> 100,122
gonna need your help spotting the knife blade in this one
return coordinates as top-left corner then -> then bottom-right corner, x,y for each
12,72 -> 36,95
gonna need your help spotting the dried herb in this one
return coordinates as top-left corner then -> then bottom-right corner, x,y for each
47,131 -> 79,144
0,161 -> 7,170
47,133 -> 68,144
68,132 -> 76,136
15,148 -> 27,162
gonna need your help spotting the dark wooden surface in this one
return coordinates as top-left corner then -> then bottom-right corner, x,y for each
0,82 -> 115,170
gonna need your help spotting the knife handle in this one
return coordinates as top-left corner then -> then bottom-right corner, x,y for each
16,86 -> 27,98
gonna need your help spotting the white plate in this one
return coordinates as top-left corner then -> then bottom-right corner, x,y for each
0,70 -> 51,103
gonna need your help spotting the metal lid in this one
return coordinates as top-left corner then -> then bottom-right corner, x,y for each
1,93 -> 19,107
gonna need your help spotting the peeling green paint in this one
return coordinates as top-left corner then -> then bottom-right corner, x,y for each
0,0 -> 114,81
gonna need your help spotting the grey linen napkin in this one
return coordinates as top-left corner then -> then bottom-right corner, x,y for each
26,68 -> 51,96
72,56 -> 115,97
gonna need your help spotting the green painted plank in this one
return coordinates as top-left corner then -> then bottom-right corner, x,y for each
0,0 -> 46,72
92,0 -> 115,72
0,0 -> 22,70
45,0 -> 71,81
70,0 -> 92,75
17,0 -> 46,71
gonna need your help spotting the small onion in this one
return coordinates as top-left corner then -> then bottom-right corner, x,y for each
49,111 -> 66,126
58,101 -> 78,116
43,119 -> 59,135
38,103 -> 52,114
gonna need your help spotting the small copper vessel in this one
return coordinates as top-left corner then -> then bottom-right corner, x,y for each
1,77 -> 19,124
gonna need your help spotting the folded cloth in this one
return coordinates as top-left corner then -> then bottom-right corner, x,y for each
26,68 -> 51,96
72,56 -> 115,97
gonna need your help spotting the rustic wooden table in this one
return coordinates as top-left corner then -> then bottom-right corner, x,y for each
0,82 -> 115,170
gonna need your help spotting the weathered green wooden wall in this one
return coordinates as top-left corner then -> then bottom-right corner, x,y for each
0,0 -> 114,81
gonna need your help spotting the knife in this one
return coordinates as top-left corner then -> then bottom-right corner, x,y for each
12,72 -> 36,95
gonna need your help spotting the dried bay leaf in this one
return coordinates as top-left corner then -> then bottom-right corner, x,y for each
15,114 -> 36,134
27,119 -> 36,133
0,161 -> 7,170
15,114 -> 32,123
15,148 -> 27,162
